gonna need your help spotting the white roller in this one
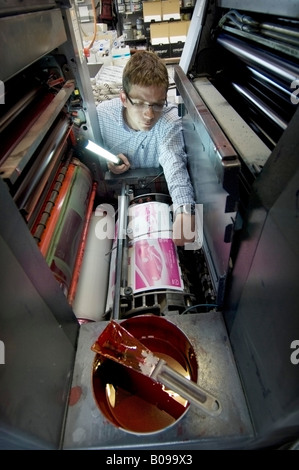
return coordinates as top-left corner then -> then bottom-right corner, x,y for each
127,201 -> 173,240
72,205 -> 114,322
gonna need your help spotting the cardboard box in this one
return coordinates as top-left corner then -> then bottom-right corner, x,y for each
161,0 -> 180,20
150,21 -> 169,45
169,20 -> 189,43
143,1 -> 162,22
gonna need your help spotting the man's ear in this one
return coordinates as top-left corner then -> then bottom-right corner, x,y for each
120,91 -> 127,106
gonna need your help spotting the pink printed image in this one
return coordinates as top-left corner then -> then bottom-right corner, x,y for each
128,201 -> 172,240
129,238 -> 183,293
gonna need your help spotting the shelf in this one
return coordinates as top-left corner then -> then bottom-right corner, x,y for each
119,6 -> 194,14
180,6 -> 194,12
118,11 -> 143,15
125,38 -> 147,42
117,3 -> 195,57
162,57 -> 180,64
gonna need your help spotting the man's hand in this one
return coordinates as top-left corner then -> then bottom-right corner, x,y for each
107,153 -> 130,174
172,213 -> 195,246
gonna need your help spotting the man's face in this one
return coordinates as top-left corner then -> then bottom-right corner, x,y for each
120,84 -> 167,132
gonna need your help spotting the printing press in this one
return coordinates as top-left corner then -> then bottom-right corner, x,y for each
0,0 -> 299,450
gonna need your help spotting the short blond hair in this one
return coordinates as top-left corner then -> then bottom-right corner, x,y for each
122,51 -> 169,94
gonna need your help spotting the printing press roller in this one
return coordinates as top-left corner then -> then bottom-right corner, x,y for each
72,189 -> 201,322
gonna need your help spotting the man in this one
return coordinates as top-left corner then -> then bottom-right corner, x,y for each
96,50 -> 195,246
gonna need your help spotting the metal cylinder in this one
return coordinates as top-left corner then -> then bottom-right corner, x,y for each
217,33 -> 299,84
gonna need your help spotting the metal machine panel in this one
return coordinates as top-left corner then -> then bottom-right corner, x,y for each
192,77 -> 271,171
218,0 -> 299,18
0,0 -> 57,15
1,81 -> 75,185
0,8 -> 67,82
229,208 -> 299,443
224,107 -> 299,445
58,6 -> 104,174
174,65 -> 240,305
0,178 -> 79,449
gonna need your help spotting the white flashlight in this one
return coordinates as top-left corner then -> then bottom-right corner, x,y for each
84,139 -> 122,165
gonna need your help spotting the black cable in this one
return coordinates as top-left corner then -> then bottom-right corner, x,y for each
180,303 -> 218,315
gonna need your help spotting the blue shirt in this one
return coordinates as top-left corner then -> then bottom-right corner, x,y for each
96,97 -> 195,209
